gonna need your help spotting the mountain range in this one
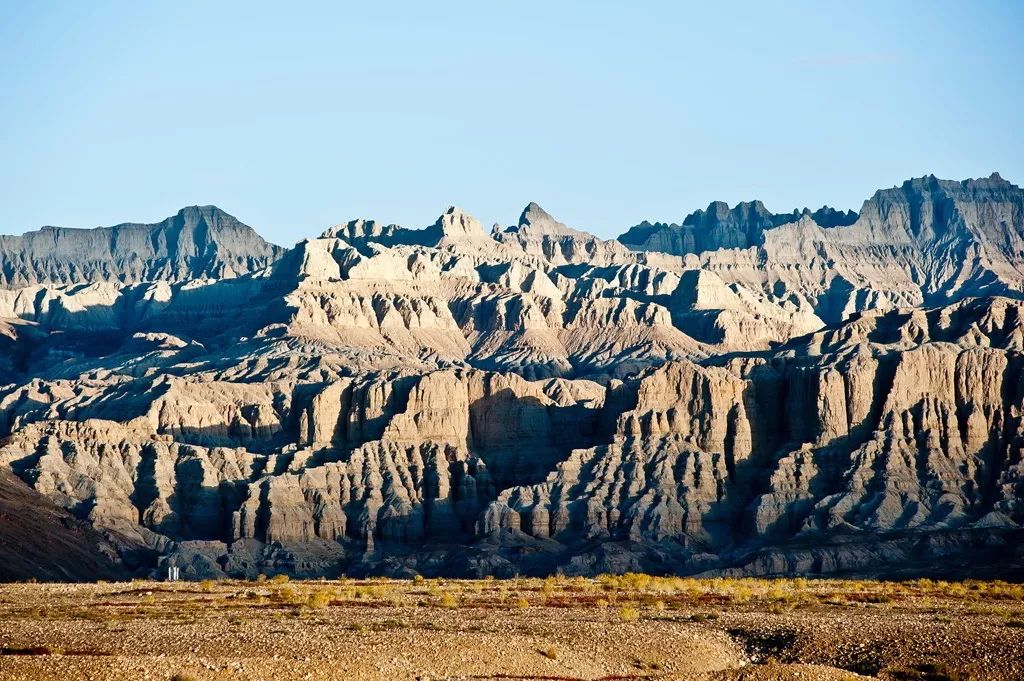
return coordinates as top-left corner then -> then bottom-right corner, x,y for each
1,173 -> 1022,581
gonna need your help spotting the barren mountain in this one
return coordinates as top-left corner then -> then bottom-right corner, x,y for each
0,205 -> 283,288
1,174 -> 1023,580
621,173 -> 1024,325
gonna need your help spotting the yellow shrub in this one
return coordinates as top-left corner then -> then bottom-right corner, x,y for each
307,590 -> 331,609
618,605 -> 640,622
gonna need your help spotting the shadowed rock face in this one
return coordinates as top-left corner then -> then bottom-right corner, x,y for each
0,206 -> 283,287
0,469 -> 130,581
1,177 -> 1024,580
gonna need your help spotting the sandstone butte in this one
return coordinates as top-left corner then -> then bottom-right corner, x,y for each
0,174 -> 1023,581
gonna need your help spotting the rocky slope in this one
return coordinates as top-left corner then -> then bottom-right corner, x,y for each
0,174 -> 1023,580
0,469 -> 129,581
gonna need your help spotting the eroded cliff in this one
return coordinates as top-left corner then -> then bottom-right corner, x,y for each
2,175 -> 1023,579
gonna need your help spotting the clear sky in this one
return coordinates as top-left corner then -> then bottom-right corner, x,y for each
1,1 -> 1021,244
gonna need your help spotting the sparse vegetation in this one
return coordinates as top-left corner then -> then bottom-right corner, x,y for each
690,611 -> 719,622
618,605 -> 640,622
307,590 -> 332,609
539,646 -> 558,660
1,575 -> 1021,678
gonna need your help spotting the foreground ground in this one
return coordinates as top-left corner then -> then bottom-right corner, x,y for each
0,576 -> 1022,680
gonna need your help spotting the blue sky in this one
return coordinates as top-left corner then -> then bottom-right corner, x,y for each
1,1 -> 1021,243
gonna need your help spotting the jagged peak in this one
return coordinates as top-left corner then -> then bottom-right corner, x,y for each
617,220 -> 679,245
496,202 -> 596,241
521,201 -> 545,218
682,199 -> 777,227
435,205 -> 487,241
519,201 -> 554,227
962,171 -> 1017,190
516,202 -> 579,237
793,205 -> 859,228
706,200 -> 731,218
862,173 -> 1021,208
319,217 -> 394,240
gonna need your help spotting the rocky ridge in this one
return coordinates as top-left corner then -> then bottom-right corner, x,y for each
1,174 -> 1023,580
0,205 -> 283,287
621,173 -> 1024,325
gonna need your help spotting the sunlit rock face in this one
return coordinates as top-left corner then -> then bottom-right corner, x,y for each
3,175 -> 1024,580
621,173 -> 1024,324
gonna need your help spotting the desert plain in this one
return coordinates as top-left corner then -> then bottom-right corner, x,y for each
1,575 -> 1022,681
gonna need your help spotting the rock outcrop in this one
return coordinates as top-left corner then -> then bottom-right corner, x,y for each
621,173 -> 1024,324
1,177 -> 1023,580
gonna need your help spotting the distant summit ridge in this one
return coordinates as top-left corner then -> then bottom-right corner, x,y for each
0,205 -> 283,288
619,198 -> 861,252
619,171 -> 1018,255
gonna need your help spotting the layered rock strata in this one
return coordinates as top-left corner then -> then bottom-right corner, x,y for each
1,175 -> 1023,579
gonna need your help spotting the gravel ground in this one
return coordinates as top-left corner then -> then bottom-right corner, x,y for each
0,578 -> 1021,680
